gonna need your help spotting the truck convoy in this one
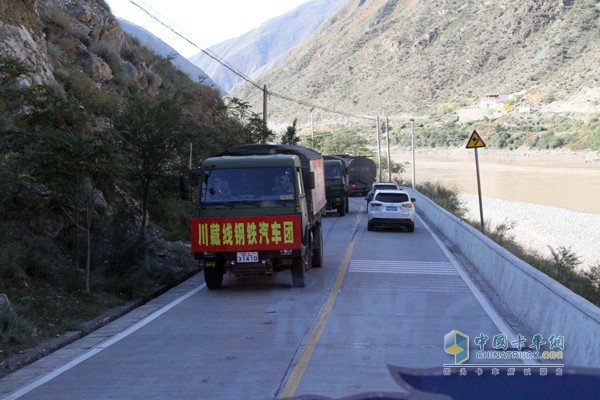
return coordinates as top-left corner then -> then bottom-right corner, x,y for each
338,155 -> 377,196
323,155 -> 349,216
190,144 -> 326,289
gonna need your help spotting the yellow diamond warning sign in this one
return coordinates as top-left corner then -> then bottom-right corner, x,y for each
466,130 -> 486,149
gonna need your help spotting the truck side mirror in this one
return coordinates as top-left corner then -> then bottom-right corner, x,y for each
180,173 -> 190,200
304,171 -> 315,190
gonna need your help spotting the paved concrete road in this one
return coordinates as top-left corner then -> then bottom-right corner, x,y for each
0,197 -> 515,400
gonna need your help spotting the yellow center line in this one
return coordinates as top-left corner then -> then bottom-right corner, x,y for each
279,208 -> 363,398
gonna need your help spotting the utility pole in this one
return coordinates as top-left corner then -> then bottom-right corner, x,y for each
411,118 -> 416,189
262,85 -> 267,143
385,116 -> 391,182
311,112 -> 315,148
376,115 -> 382,181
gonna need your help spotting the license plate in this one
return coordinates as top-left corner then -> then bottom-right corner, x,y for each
386,206 -> 398,211
237,252 -> 258,263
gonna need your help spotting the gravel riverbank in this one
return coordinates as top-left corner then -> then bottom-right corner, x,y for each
459,193 -> 600,270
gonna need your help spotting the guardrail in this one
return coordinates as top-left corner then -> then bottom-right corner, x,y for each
410,190 -> 600,367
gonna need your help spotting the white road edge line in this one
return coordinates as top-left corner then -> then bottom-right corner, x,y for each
3,284 -> 205,400
417,215 -> 536,364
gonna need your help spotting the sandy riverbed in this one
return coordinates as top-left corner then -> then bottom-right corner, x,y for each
459,193 -> 600,270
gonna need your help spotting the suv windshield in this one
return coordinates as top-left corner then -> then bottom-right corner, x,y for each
201,167 -> 296,204
374,183 -> 397,191
375,192 -> 409,203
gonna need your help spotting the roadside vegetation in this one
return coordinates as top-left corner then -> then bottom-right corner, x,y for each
388,113 -> 600,152
299,124 -> 405,179
0,47 -> 277,367
417,181 -> 600,308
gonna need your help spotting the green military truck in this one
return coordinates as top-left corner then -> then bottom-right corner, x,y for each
190,144 -> 326,289
323,155 -> 349,216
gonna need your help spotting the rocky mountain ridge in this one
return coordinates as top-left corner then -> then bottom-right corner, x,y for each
231,0 -> 600,124
189,0 -> 346,94
117,19 -> 219,90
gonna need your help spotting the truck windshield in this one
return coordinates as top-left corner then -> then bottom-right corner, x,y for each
201,167 -> 296,204
325,164 -> 342,180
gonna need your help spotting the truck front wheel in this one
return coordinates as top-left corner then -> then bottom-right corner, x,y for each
292,246 -> 311,288
204,264 -> 224,289
312,224 -> 323,268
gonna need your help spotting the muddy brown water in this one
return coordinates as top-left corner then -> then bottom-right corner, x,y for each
391,150 -> 600,214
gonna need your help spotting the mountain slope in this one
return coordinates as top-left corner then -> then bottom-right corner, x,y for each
232,0 -> 600,123
189,0 -> 346,94
118,19 -> 219,90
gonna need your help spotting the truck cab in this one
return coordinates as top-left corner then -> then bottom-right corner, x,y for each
190,145 -> 326,289
324,155 -> 349,216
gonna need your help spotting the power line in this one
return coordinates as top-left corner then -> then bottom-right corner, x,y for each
267,90 -> 376,121
127,0 -> 263,91
125,1 -> 414,123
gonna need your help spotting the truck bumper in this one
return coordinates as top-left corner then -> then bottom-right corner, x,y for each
198,250 -> 300,275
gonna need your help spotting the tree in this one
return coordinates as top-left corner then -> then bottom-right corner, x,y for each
223,97 -> 274,145
0,56 -> 33,130
281,118 -> 300,145
32,129 -> 119,292
244,114 -> 275,144
115,93 -> 185,242
314,130 -> 371,155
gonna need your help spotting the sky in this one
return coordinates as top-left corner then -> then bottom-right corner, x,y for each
104,0 -> 314,58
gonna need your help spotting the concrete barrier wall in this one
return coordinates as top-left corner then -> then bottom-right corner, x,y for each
410,190 -> 600,367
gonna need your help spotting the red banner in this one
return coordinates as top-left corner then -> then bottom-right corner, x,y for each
191,215 -> 302,252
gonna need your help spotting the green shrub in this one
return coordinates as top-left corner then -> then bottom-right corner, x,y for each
61,266 -> 86,293
0,242 -> 26,289
90,41 -> 122,76
588,125 -> 600,151
43,9 -> 71,31
489,131 -> 526,150
105,273 -> 151,300
542,93 -> 556,103
21,237 -> 57,282
549,246 -> 581,281
0,308 -> 36,347
417,181 -> 467,219
529,132 -> 573,149
150,197 -> 193,242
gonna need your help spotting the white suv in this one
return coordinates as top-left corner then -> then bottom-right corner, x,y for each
365,182 -> 399,204
367,189 -> 416,232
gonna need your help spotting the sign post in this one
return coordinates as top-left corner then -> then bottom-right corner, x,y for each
466,130 -> 486,232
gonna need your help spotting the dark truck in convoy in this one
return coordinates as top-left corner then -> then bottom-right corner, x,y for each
338,155 -> 377,196
323,155 -> 349,216
190,144 -> 326,289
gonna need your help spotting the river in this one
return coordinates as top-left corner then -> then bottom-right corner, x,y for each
390,149 -> 600,215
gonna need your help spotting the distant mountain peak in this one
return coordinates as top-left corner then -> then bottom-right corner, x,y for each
189,0 -> 346,94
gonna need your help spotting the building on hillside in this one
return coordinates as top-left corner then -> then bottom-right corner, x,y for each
479,93 -> 509,109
